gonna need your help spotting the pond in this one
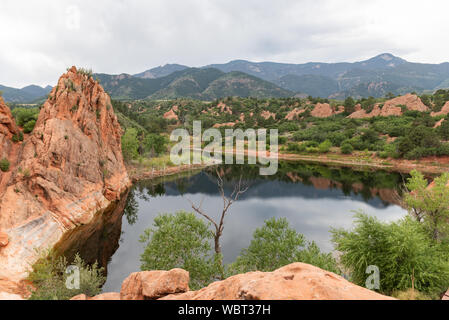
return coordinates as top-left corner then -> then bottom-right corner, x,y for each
101,161 -> 409,292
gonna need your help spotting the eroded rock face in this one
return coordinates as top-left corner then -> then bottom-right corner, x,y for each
0,232 -> 8,247
120,269 -> 190,300
0,67 -> 130,289
285,108 -> 305,121
348,94 -> 428,119
0,97 -> 20,196
161,263 -> 394,300
311,103 -> 335,118
431,101 -> 449,117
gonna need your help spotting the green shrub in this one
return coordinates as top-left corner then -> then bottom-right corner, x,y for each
340,143 -> 353,155
23,120 -> 36,134
0,158 -> 10,172
332,212 -> 449,297
28,252 -> 105,300
318,140 -> 332,153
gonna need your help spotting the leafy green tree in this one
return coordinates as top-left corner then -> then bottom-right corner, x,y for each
228,218 -> 339,275
139,211 -> 221,290
121,128 -> 139,161
438,119 -> 449,140
404,170 -> 449,240
344,97 -> 356,115
332,212 -> 449,297
143,133 -> 168,156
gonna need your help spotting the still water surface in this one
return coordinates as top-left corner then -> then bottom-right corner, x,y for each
102,162 -> 408,291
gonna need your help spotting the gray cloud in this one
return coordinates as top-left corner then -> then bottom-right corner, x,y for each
0,0 -> 448,87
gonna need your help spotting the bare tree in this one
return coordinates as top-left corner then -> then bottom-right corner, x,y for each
188,168 -> 249,268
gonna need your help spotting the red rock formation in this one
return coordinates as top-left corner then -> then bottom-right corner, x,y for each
260,110 -> 276,120
431,101 -> 449,117
218,102 -> 232,115
310,103 -> 345,118
434,119 -> 445,128
163,106 -> 179,121
0,232 -> 8,247
213,122 -> 236,128
0,67 -> 130,291
311,103 -> 334,118
285,108 -> 305,121
71,292 -> 121,300
120,269 -> 189,300
74,263 -> 394,300
349,94 -> 428,119
0,97 -> 19,157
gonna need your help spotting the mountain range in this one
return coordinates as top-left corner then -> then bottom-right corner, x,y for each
2,53 -> 449,103
0,84 -> 52,103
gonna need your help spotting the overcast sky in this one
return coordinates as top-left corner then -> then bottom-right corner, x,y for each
1,0 -> 449,88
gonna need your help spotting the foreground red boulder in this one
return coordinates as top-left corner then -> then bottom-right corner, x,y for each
161,263 -> 394,300
71,263 -> 394,301
120,269 -> 190,300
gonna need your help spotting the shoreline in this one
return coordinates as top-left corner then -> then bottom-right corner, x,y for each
128,151 -> 448,183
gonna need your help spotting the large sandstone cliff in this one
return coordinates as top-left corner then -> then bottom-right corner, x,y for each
0,67 -> 131,292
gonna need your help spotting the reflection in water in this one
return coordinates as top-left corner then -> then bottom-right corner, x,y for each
102,162 -> 408,292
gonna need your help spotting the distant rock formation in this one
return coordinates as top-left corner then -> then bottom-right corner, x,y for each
285,108 -> 305,121
431,101 -> 449,117
163,105 -> 179,121
311,103 -> 344,118
71,263 -> 394,300
0,67 -> 131,295
348,94 -> 428,119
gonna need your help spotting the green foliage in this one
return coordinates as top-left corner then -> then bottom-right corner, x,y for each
121,128 -> 140,161
332,212 -> 449,297
143,134 -> 168,156
28,252 -> 105,300
11,107 -> 39,133
318,140 -> 332,153
405,170 -> 449,240
340,142 -> 354,155
139,211 -> 221,290
228,217 -> 339,275
0,158 -> 10,172
23,119 -> 36,133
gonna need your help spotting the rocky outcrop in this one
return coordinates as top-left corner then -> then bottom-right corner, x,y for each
434,119 -> 445,128
71,292 -> 121,300
0,97 -> 19,160
120,269 -> 189,300
162,263 -> 393,300
311,103 -> 344,118
163,106 -> 179,121
260,110 -> 276,120
0,67 -> 131,294
431,101 -> 449,117
0,232 -> 8,247
74,263 -> 393,301
348,94 -> 428,119
285,108 -> 305,121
